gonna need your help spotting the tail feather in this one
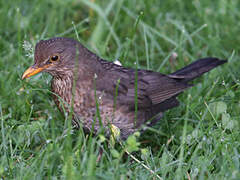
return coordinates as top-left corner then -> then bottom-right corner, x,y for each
170,57 -> 227,82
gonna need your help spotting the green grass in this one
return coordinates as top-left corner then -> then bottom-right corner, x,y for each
0,0 -> 240,179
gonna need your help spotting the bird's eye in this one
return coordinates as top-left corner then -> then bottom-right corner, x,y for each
50,54 -> 59,62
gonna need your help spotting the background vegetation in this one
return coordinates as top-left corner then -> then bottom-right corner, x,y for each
0,0 -> 239,179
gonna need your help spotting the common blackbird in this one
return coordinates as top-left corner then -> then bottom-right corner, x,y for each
22,37 -> 226,139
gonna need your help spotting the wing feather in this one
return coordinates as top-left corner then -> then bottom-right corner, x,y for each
96,61 -> 190,109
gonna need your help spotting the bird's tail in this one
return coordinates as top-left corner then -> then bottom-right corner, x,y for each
169,57 -> 227,82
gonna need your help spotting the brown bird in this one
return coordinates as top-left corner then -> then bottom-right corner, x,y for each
22,37 -> 226,139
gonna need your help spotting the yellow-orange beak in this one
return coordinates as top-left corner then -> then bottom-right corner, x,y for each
22,65 -> 45,80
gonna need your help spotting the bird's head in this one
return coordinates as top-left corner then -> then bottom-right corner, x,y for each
22,37 -> 82,79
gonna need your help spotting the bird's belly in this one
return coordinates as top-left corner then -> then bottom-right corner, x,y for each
73,102 -> 138,138
51,79 -> 146,138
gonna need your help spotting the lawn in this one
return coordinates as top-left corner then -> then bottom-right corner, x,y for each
0,0 -> 239,179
